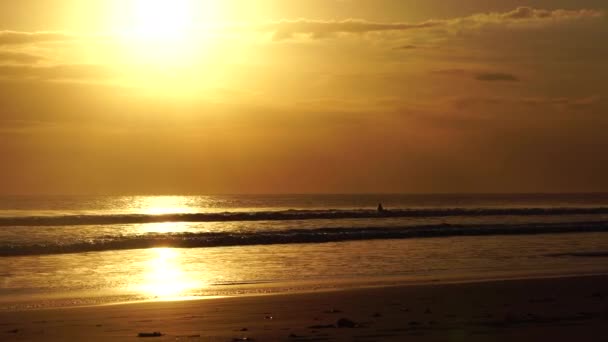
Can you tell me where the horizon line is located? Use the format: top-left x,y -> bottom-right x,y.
2,192 -> 608,197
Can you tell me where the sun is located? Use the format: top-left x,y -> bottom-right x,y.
107,0 -> 233,92
131,0 -> 193,41
114,0 -> 205,69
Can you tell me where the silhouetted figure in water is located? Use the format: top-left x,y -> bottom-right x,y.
377,203 -> 385,213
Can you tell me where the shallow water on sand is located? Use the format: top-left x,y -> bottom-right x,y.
2,232 -> 608,310
1,194 -> 608,310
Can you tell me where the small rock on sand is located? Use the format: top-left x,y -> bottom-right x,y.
324,309 -> 342,314
336,318 -> 358,328
138,332 -> 163,338
308,324 -> 335,329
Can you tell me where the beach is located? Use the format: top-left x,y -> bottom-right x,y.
2,195 -> 608,341
2,0 -> 608,339
2,274 -> 607,341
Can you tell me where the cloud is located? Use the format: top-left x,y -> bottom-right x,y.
0,64 -> 116,81
0,80 -> 141,126
431,69 -> 469,76
260,7 -> 603,41
496,7 -> 602,21
0,51 -> 42,63
0,7 -> 602,47
432,69 -> 519,82
263,19 -> 441,40
394,45 -> 418,50
451,95 -> 602,110
475,72 -> 519,82
521,95 -> 602,108
452,7 -> 603,29
0,31 -> 76,46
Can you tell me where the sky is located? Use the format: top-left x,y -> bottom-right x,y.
0,0 -> 607,195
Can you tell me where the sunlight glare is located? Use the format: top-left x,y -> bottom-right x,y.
105,0 -> 242,95
137,196 -> 195,215
131,0 -> 193,41
138,248 -> 201,299
140,222 -> 187,234
116,0 -> 209,68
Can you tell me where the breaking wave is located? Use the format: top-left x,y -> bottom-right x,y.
1,207 -> 608,227
1,221 -> 607,257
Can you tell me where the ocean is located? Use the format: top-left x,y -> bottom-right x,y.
1,194 -> 608,310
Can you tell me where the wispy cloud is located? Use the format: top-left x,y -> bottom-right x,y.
475,72 -> 519,82
261,7 -> 603,40
432,69 -> 520,82
450,95 -> 602,110
485,7 -> 603,21
0,31 -> 76,45
1,7 -> 603,46
262,19 -> 441,40
0,51 -> 43,63
0,64 -> 116,81
393,45 -> 419,50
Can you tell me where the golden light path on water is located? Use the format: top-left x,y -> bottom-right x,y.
135,196 -> 200,215
134,196 -> 205,234
140,222 -> 184,234
135,248 -> 205,300
127,197 -> 213,299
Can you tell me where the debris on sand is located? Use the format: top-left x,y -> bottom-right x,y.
308,324 -> 335,329
336,318 -> 359,328
324,308 -> 342,314
138,332 -> 163,338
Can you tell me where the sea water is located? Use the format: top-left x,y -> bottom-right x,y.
1,194 -> 608,310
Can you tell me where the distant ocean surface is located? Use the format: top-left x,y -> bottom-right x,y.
1,194 -> 608,310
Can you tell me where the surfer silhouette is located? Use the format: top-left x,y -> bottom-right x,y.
377,203 -> 385,213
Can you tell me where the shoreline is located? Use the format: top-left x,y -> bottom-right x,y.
4,269 -> 608,313
2,274 -> 607,341
77,270 -> 608,308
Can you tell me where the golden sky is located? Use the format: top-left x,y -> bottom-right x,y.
1,0 -> 607,195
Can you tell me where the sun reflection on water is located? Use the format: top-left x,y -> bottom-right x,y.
140,222 -> 186,234
135,196 -> 198,215
137,248 -> 202,300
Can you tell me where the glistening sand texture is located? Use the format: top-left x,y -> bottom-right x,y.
1,275 -> 607,341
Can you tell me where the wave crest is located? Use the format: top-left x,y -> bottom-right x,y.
1,207 -> 608,227
2,221 -> 607,257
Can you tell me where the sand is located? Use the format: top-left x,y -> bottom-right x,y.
1,275 -> 607,341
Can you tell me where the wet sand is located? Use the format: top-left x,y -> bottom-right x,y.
1,275 -> 607,341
